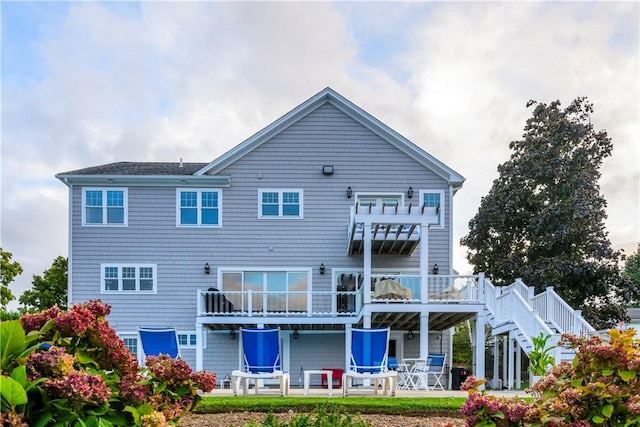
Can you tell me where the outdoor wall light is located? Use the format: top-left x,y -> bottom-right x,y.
322,165 -> 334,175
293,329 -> 299,339
204,263 -> 211,274
432,264 -> 439,275
320,263 -> 325,274
408,330 -> 413,340
407,186 -> 414,199
229,330 -> 236,340
347,187 -> 352,198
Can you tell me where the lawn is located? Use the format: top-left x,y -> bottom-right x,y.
195,396 -> 467,416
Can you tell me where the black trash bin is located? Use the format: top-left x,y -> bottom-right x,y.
451,367 -> 469,390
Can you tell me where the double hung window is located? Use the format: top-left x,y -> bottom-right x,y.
420,190 -> 445,228
177,189 -> 221,226
101,264 -> 156,293
259,190 -> 303,218
83,188 -> 127,226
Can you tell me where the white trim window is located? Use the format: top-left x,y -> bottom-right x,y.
259,189 -> 303,219
420,190 -> 445,228
122,335 -> 139,357
178,332 -> 204,348
356,194 -> 402,209
101,264 -> 157,293
176,189 -> 222,227
83,187 -> 128,226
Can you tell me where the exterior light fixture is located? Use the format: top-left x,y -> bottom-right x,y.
407,186 -> 414,199
322,165 -> 334,175
204,263 -> 211,274
432,264 -> 439,275
347,187 -> 352,198
229,330 -> 236,340
408,330 -> 413,340
293,329 -> 299,339
320,263 -> 325,275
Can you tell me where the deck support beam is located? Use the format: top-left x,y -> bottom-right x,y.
419,312 -> 429,359
196,322 -> 204,371
474,312 -> 486,389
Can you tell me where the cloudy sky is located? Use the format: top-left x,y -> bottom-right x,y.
2,1 -> 638,310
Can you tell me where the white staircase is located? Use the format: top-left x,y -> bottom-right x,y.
484,278 -> 595,369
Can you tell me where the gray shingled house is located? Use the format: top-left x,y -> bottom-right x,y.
57,88 -> 593,390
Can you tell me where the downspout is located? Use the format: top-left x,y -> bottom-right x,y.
448,184 -> 454,275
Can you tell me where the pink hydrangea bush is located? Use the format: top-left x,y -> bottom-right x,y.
0,300 -> 216,426
460,328 -> 640,426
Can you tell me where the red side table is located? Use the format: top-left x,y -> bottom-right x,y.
321,368 -> 343,388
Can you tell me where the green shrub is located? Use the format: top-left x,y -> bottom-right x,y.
461,328 -> 640,426
0,300 -> 216,426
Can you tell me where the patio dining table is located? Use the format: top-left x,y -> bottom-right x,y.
400,358 -> 427,390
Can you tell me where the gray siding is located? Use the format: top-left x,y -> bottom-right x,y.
68,102 -> 454,375
69,103 -> 451,330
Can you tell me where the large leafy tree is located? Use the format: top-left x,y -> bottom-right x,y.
19,256 -> 68,312
623,244 -> 640,297
461,98 -> 636,329
0,248 -> 23,307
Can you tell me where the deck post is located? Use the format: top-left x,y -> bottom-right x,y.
474,312 -> 486,389
195,322 -> 203,371
364,222 -> 372,304
493,339 -> 499,389
508,332 -> 514,390
515,341 -> 522,389
420,219 -> 429,303
419,312 -> 429,359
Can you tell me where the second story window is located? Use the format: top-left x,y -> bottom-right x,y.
102,264 -> 156,293
259,189 -> 303,219
177,189 -> 221,226
83,188 -> 128,226
421,190 -> 445,228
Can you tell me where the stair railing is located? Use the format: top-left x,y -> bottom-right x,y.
531,286 -> 595,335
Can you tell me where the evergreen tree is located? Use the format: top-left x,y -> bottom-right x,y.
461,98 -> 636,328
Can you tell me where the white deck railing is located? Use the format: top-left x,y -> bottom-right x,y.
197,274 -> 487,317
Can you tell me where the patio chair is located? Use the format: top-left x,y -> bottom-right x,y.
343,327 -> 397,396
413,353 -> 447,390
138,327 -> 181,361
231,328 -> 290,396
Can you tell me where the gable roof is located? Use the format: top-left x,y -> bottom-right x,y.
196,87 -> 465,190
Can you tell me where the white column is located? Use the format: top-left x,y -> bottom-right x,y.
364,222 -> 372,304
195,323 -> 204,371
420,220 -> 429,303
493,339 -> 499,389
420,312 -> 429,359
474,312 -> 486,388
345,325 -> 352,387
508,333 -> 514,390
515,341 -> 522,389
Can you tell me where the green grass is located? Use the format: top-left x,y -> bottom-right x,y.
196,396 -> 466,417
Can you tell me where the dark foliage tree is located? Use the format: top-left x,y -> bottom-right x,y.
19,255 -> 68,312
623,244 -> 640,300
461,98 -> 636,329
0,248 -> 23,307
